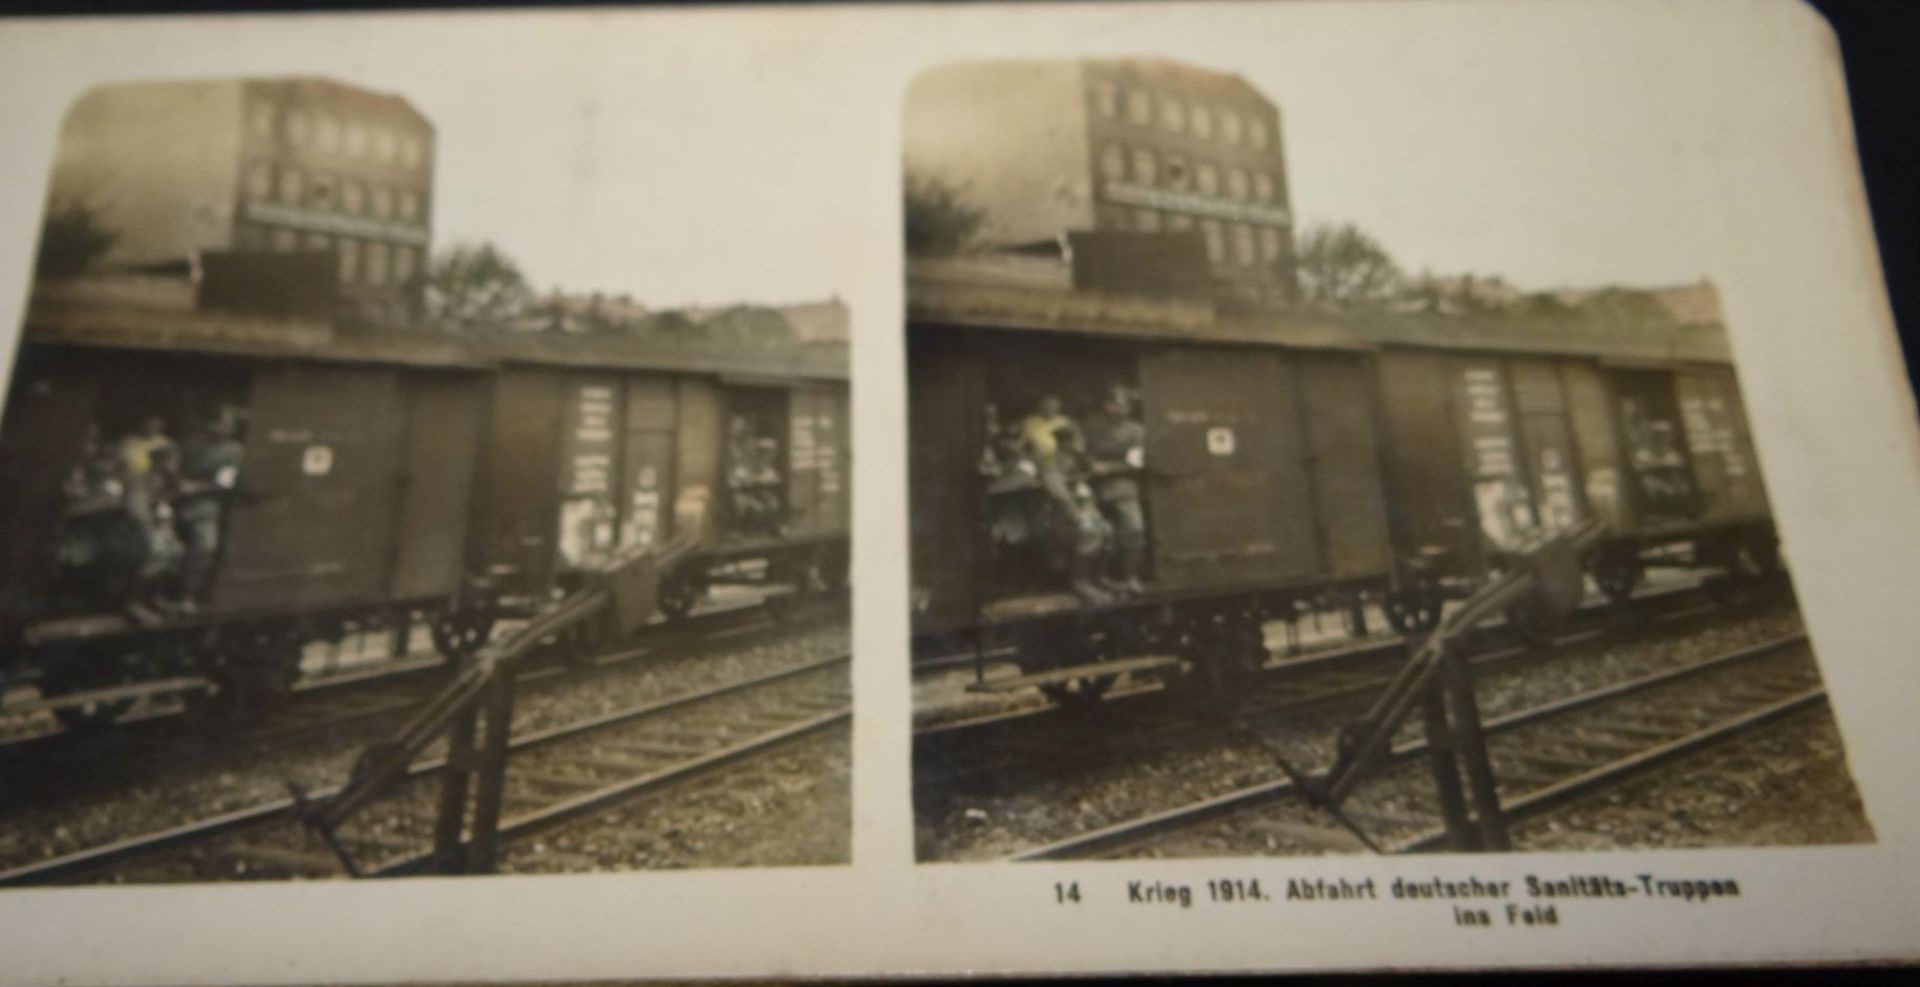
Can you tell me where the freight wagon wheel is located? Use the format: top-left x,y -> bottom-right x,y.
1039,674 -> 1117,707
41,652 -> 136,733
816,542 -> 851,591
431,608 -> 496,660
1593,555 -> 1641,606
184,636 -> 302,731
1383,589 -> 1442,636
657,571 -> 706,620
1184,621 -> 1269,699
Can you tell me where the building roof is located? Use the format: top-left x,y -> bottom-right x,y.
1083,58 -> 1275,109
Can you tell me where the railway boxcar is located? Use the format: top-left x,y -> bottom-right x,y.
466,331 -> 851,625
1364,317 -> 1776,626
909,259 -> 1396,698
0,277 -> 493,724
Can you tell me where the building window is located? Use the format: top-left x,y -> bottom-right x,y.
287,111 -> 309,147
366,241 -> 389,286
342,180 -> 366,216
400,136 -> 424,169
250,104 -> 275,140
303,232 -> 332,252
1093,81 -> 1119,118
398,189 -> 421,223
1160,95 -> 1186,132
374,129 -> 397,164
1100,143 -> 1128,183
1253,172 -> 1275,203
1126,88 -> 1153,126
393,245 -> 416,284
339,238 -> 360,282
306,176 -> 336,210
1200,219 -> 1225,264
317,115 -> 340,153
1164,154 -> 1191,191
247,162 -> 273,200
277,168 -> 304,205
1097,205 -> 1130,230
1248,118 -> 1270,150
370,186 -> 393,220
1259,226 -> 1284,262
1232,223 -> 1257,267
1130,147 -> 1158,185
271,227 -> 298,253
1190,103 -> 1213,139
1227,168 -> 1250,202
1136,209 -> 1162,232
1196,162 -> 1220,197
1167,213 -> 1194,232
1220,109 -> 1244,145
235,224 -> 265,251
345,122 -> 368,158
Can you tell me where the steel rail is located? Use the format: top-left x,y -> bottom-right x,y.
0,652 -> 850,886
370,709 -> 851,876
1004,632 -> 1810,861
914,602 -> 1712,794
1388,687 -> 1827,854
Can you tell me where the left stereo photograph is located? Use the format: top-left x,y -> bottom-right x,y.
0,76 -> 853,884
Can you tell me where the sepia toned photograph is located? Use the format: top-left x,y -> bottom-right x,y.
0,74 -> 852,884
905,57 -> 1872,862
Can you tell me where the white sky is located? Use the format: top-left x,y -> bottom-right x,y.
0,2 -> 1812,308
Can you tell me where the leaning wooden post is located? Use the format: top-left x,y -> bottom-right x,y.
465,668 -> 517,873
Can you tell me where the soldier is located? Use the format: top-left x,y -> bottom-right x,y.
1085,386 -> 1148,594
176,410 -> 246,604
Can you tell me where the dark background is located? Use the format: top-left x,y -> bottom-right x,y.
1807,0 -> 1920,401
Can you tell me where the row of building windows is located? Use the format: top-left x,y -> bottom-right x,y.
246,162 -> 425,224
243,225 -> 420,287
249,103 -> 427,169
1102,206 -> 1288,270
1099,143 -> 1279,203
1092,81 -> 1272,150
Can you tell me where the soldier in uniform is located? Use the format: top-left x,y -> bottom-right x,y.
1084,386 -> 1148,594
176,409 -> 245,605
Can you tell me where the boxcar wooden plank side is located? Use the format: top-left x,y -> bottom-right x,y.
1297,352 -> 1393,580
213,366 -> 406,612
1374,349 -> 1480,571
907,328 -> 987,632
389,372 -> 484,601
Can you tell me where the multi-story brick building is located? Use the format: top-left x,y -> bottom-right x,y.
905,58 -> 1295,305
45,76 -> 433,324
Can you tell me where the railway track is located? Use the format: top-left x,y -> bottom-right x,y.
1005,632 -> 1820,860
0,650 -> 850,885
913,580 -> 1747,793
0,588 -> 843,772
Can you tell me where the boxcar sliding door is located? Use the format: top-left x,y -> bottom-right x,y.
389,373 -> 484,601
1138,346 -> 1317,589
1507,359 -> 1586,533
621,376 -> 677,552
214,366 -> 406,612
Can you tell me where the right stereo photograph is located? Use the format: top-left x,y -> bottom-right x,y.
903,58 -> 1872,863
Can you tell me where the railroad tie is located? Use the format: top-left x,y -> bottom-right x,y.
571,752 -> 664,773
1509,749 -> 1602,772
1558,733 -> 1648,756
220,843 -> 342,877
1588,721 -> 1679,741
608,738 -> 712,759
1246,818 -> 1372,852
514,768 -> 607,793
1492,764 -> 1565,790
